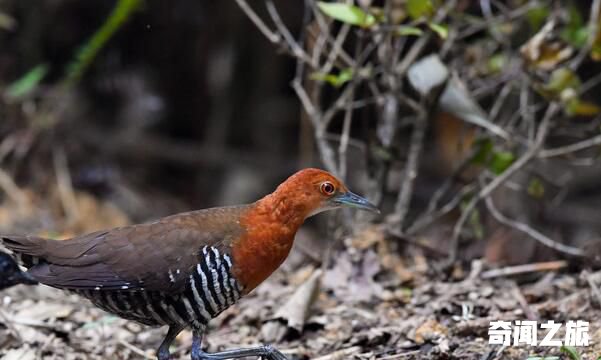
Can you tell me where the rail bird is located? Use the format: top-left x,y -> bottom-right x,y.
0,168 -> 378,360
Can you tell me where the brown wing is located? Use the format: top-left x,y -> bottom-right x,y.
1,206 -> 248,293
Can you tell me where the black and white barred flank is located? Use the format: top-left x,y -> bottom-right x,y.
77,246 -> 243,329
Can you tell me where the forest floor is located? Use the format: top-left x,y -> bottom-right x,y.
1,224 -> 600,360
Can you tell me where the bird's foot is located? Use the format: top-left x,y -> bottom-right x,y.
191,344 -> 288,360
191,329 -> 288,360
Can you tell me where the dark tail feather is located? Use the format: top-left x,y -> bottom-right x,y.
0,251 -> 38,290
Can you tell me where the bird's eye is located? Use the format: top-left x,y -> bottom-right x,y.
320,181 -> 336,196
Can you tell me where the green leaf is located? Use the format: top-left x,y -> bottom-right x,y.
489,151 -> 515,175
396,25 -> 423,36
560,3 -> 588,48
526,6 -> 549,31
565,98 -> 601,117
6,64 -> 49,99
560,346 -> 581,360
310,68 -> 353,87
471,138 -> 494,166
428,22 -> 448,39
487,54 -> 507,74
406,0 -> 433,20
66,0 -> 142,85
527,178 -> 545,199
317,2 -> 375,27
561,27 -> 588,48
544,67 -> 581,95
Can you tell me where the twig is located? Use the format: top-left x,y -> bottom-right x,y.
394,109 -> 427,229
265,0 -> 314,66
292,78 -> 338,173
0,167 -> 28,208
538,134 -> 601,158
510,281 -> 538,320
234,0 -> 281,44
53,148 -> 79,224
337,33 -> 363,180
569,0 -> 601,70
386,227 -> 449,257
449,103 -> 559,262
485,194 -> 585,257
118,339 -> 153,359
481,261 -> 568,279
320,24 -> 350,75
313,346 -> 363,360
407,145 -> 480,235
0,308 -> 22,342
376,350 -> 421,359
480,0 -> 506,44
583,270 -> 601,307
395,0 -> 457,77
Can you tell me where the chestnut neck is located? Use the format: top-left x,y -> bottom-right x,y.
231,186 -> 315,292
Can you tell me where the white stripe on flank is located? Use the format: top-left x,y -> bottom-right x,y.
106,293 -> 121,313
189,274 -> 213,320
141,292 -> 165,324
164,301 -> 187,326
211,247 -> 222,267
211,268 -> 226,308
223,253 -> 233,267
181,295 -> 202,328
210,247 -> 228,306
197,264 -> 219,315
219,263 -> 233,305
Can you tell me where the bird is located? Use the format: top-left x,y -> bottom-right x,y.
0,168 -> 378,360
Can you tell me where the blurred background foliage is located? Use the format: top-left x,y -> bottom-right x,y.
2,0 -> 601,270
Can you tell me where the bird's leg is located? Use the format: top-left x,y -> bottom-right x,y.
157,325 -> 184,360
190,330 -> 288,360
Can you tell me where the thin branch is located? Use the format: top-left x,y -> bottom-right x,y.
321,24 -> 351,75
53,148 -> 79,224
480,260 -> 568,279
395,0 -> 457,77
569,0 -> 601,71
234,0 -> 281,44
394,109 -> 428,228
485,194 -> 585,257
0,167 -> 28,208
449,102 -> 559,262
266,0 -> 315,66
539,134 -> 601,158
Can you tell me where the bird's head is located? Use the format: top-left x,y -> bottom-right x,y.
271,168 -> 379,219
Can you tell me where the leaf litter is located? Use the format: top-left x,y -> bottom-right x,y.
0,198 -> 599,359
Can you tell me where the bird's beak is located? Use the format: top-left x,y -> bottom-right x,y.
332,191 -> 380,213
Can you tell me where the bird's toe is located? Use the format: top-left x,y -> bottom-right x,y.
261,344 -> 288,360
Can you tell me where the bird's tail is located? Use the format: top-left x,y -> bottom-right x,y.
0,250 -> 38,290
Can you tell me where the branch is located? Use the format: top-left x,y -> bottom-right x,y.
448,102 -> 559,262
484,194 -> 585,257
538,134 -> 601,158
234,0 -> 281,44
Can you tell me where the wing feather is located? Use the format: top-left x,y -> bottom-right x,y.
1,206 -> 247,293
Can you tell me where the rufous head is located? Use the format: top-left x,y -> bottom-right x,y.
271,168 -> 379,218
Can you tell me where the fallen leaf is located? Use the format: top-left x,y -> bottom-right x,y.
414,319 -> 448,344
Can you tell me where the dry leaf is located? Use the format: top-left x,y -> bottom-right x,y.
413,319 -> 448,344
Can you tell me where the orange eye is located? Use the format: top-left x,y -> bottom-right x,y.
320,181 -> 336,195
